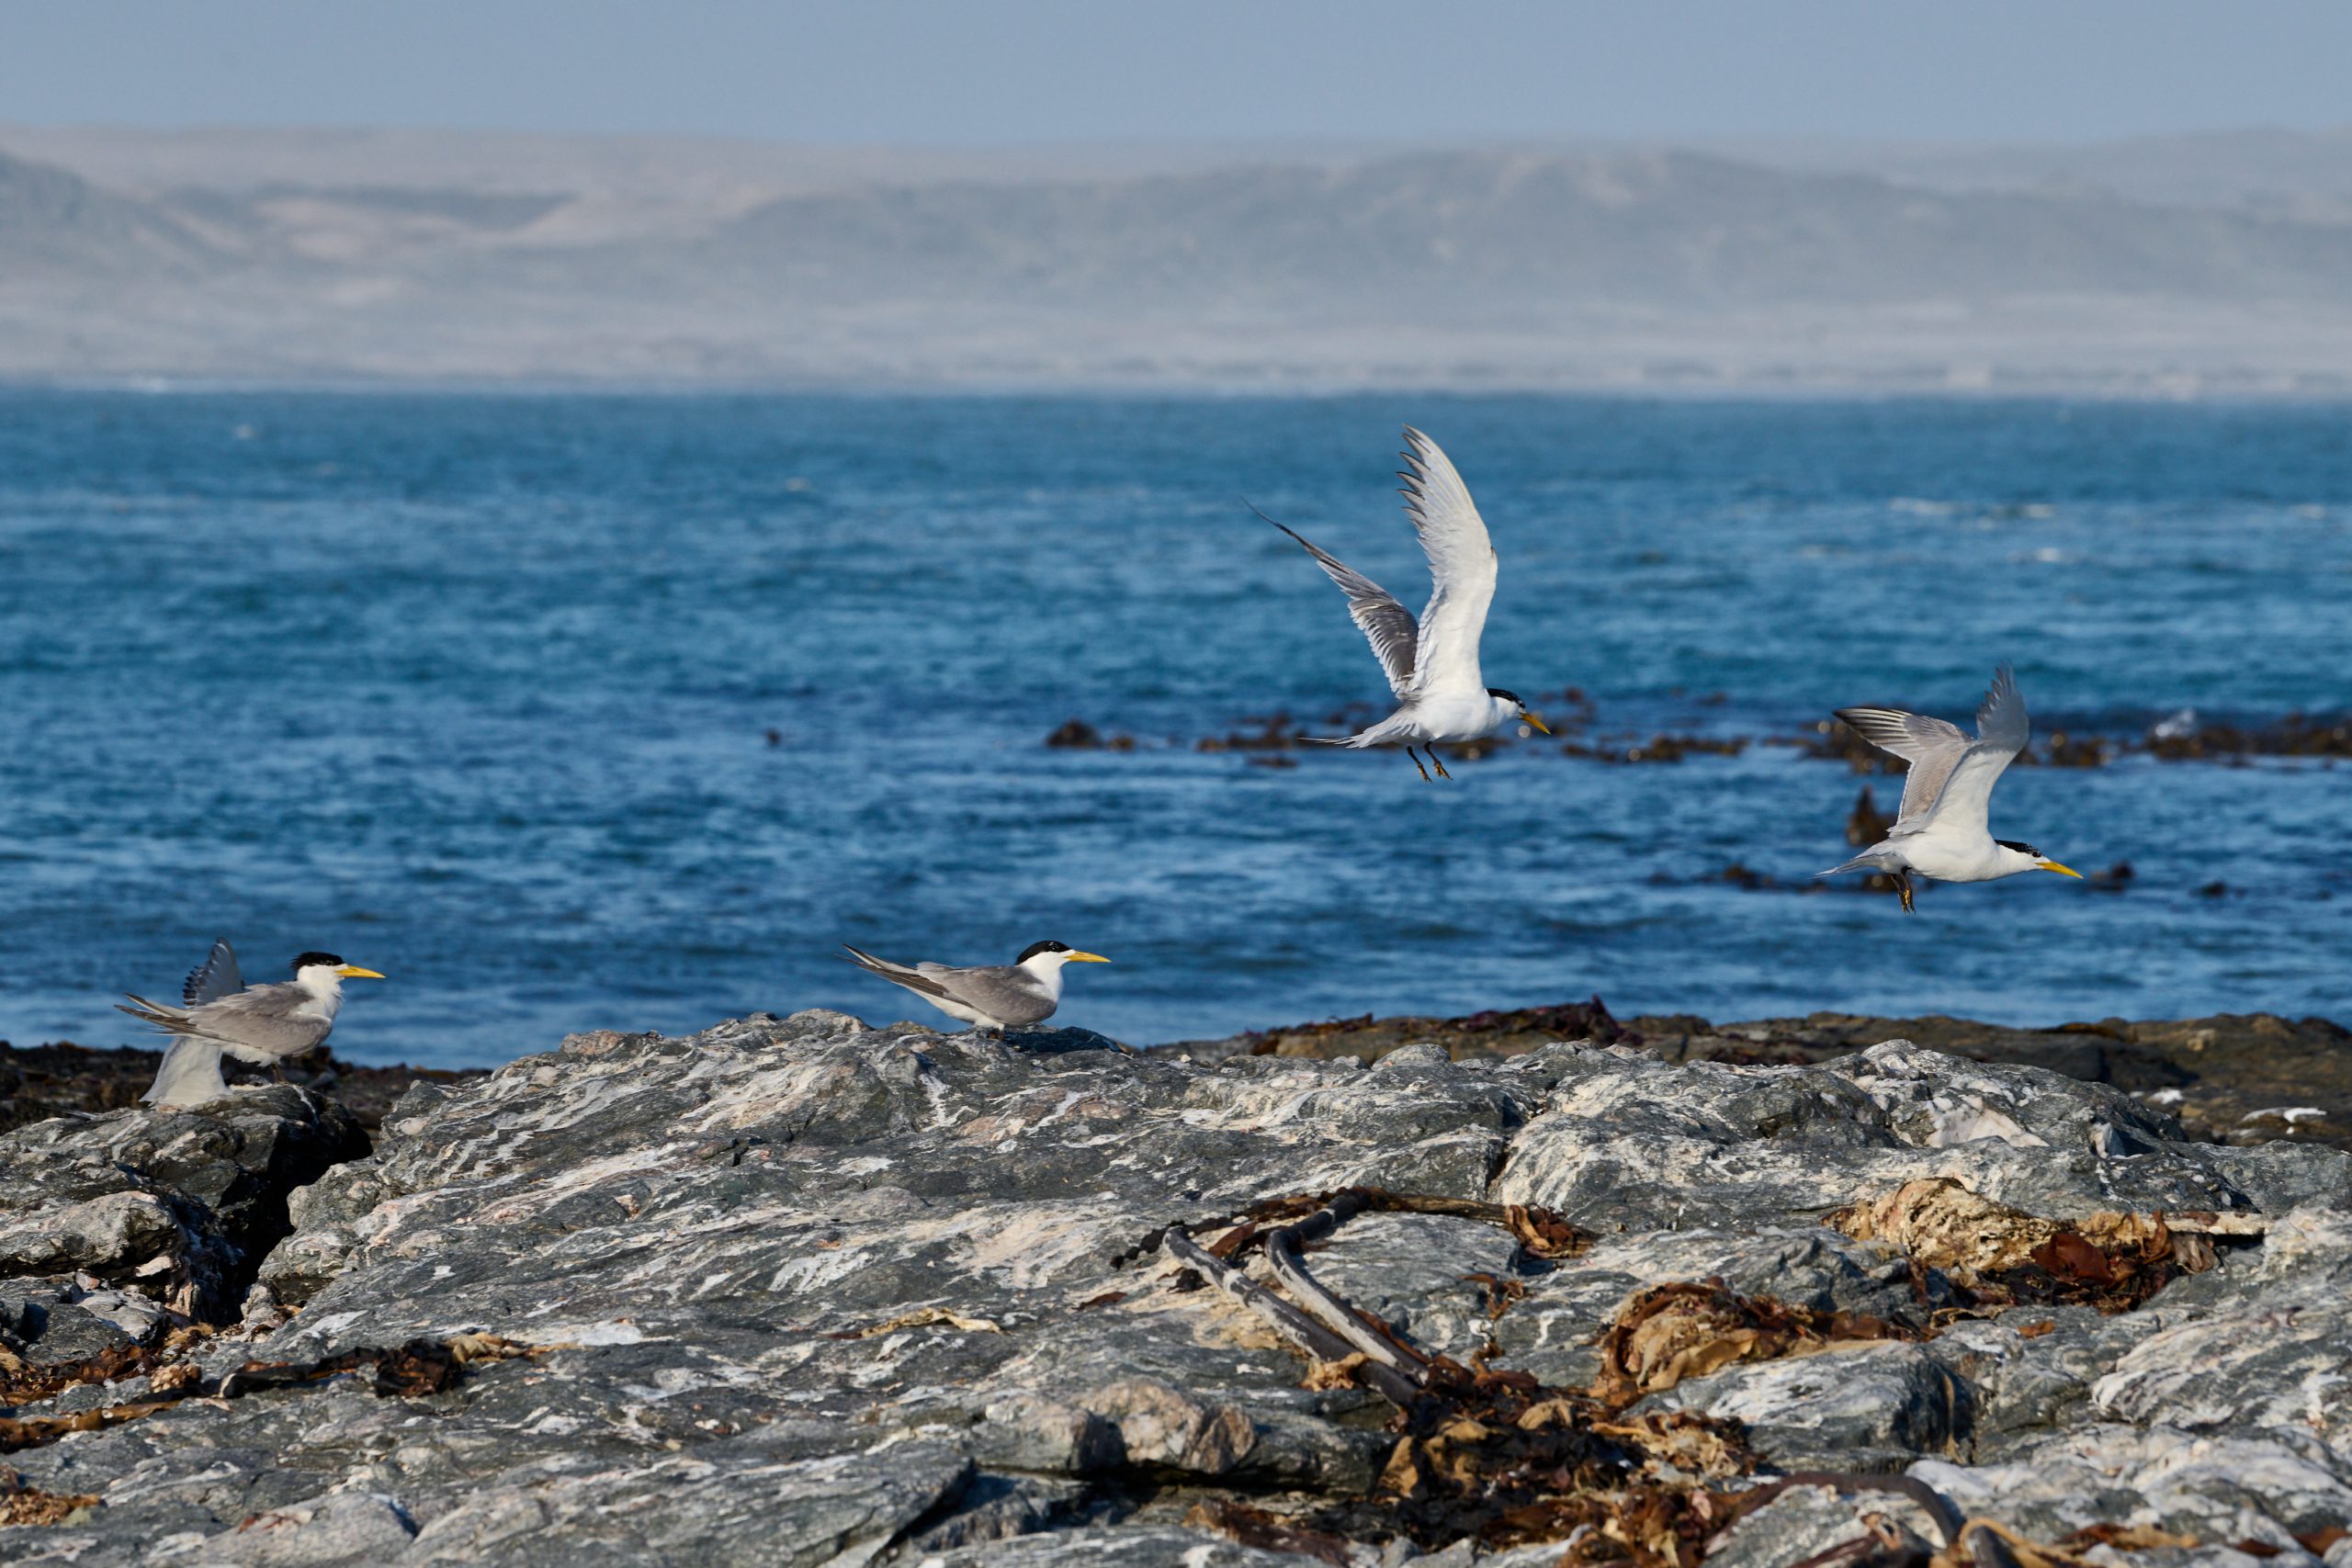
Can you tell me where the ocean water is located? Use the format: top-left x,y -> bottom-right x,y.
0,390 -> 2346,1070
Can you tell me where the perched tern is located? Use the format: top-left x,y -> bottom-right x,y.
842,940 -> 1107,1033
1261,425 -> 1548,780
1821,664 -> 2083,912
119,941 -> 385,1107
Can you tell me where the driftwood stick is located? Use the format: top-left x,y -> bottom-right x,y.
1162,1224 -> 1421,1405
1261,1195 -> 1431,1376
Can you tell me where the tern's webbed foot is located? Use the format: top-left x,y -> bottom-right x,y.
1896,871 -> 1916,914
1430,750 -> 1453,779
1407,746 -> 1431,783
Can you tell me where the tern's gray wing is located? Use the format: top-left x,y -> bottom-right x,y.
175,981 -> 333,1063
1916,664 -> 2030,839
183,939 -> 244,1008
919,964 -> 1058,1028
1258,507 -> 1418,697
1835,706 -> 1972,826
1397,426 -> 1498,700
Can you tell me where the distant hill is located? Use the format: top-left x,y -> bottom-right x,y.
3,128 -> 2350,389
684,149 -> 2352,311
0,148 -> 215,277
1724,126 -> 2352,223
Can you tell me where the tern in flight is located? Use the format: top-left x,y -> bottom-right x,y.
1260,425 -> 1548,780
119,941 -> 384,1107
842,940 -> 1107,1034
1821,664 -> 2083,912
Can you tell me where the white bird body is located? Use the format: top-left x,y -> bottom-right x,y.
1822,664 -> 2082,910
142,1040 -> 234,1107
1265,426 -> 1545,777
1347,688 -> 1523,748
1871,833 -> 2043,886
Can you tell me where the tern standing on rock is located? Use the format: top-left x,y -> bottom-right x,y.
119,941 -> 385,1107
1821,664 -> 2084,912
1261,425 -> 1549,781
841,940 -> 1107,1034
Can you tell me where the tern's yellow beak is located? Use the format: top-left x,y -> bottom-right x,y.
1067,952 -> 1110,964
2038,862 -> 2084,880
1521,714 -> 1553,736
336,965 -> 386,979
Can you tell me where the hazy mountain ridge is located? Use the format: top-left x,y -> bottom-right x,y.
5,128 -> 2351,389
683,149 -> 2352,310
0,148 -> 220,277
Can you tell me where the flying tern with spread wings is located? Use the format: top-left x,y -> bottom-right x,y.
1260,426 -> 1548,780
1821,664 -> 2083,912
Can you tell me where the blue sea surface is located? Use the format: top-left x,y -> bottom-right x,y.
0,391 -> 2346,1069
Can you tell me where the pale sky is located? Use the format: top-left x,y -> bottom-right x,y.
5,1 -> 2348,146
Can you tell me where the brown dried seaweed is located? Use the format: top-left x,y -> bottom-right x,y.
2,1334 -> 547,1455
1169,1191 -> 1756,1564
1182,1500 -> 1354,1566
0,1341 -> 166,1408
1592,1280 -> 1924,1407
0,1467 -> 100,1528
1828,1178 -> 2245,1314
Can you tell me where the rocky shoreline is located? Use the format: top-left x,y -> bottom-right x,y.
3,1010 -> 2348,1564
10,999 -> 2346,1150
1182,1002 -> 2352,1154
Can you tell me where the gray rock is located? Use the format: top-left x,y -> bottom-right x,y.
1701,1483 -> 1939,1568
2,1277 -> 154,1367
1647,1339 -> 1972,1471
1489,1223 -> 1934,1387
5,1013 -> 2350,1564
1489,1040 -> 2302,1229
0,1086 -> 368,1325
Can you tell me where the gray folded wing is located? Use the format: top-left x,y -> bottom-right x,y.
843,946 -> 1056,1026
172,981 -> 334,1062
922,964 -> 1057,1028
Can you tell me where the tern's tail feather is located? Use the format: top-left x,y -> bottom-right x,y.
142,1038 -> 230,1108
1819,852 -> 1885,878
117,994 -> 191,1032
841,944 -> 916,979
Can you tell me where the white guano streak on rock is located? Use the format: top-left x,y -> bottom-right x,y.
477,1142 -> 694,1222
1922,1101 -> 2050,1149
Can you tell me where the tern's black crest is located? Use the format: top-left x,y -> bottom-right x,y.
1486,687 -> 1522,705
1016,941 -> 1072,963
1994,840 -> 2040,858
292,951 -> 345,972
